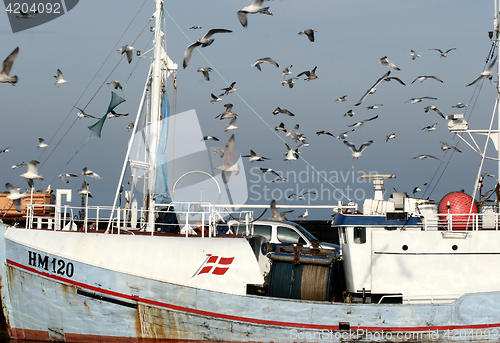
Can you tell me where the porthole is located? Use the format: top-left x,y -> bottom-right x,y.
402,245 -> 408,251
452,245 -> 458,251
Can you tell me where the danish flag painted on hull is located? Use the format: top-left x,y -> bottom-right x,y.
193,254 -> 235,277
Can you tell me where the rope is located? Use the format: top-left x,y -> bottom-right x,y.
163,9 -> 352,202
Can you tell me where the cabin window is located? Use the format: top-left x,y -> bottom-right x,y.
253,225 -> 272,241
353,227 -> 366,244
277,226 -> 305,245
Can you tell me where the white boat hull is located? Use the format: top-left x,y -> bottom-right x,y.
1,224 -> 500,342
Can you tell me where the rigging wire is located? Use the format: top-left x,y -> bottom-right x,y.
163,9 -> 353,203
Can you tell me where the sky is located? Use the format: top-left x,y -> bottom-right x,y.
0,0 -> 498,220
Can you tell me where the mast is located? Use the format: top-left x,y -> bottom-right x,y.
147,0 -> 165,231
496,0 -> 500,185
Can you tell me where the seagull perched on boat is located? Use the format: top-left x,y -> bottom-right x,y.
379,56 -> 400,71
215,134 -> 239,184
79,181 -> 92,198
225,117 -> 238,132
268,199 -> 293,221
411,76 -> 444,84
183,29 -> 232,68
5,183 -> 27,212
197,67 -> 212,81
288,191 -> 316,200
284,143 -> 299,162
273,107 -> 294,116
336,95 -> 348,103
422,123 -> 438,132
19,160 -> 44,188
406,96 -> 438,104
37,138 -> 48,149
242,150 -> 271,163
354,71 -> 390,106
58,173 -> 78,183
410,50 -> 421,60
347,115 -> 378,129
222,82 -> 237,96
386,133 -> 396,142
54,69 -> 68,87
106,80 -> 123,89
429,48 -> 456,58
216,103 -> 237,120
424,105 -> 445,119
202,135 -> 219,141
316,130 -> 334,137
275,122 -> 287,132
0,147 -> 11,153
440,141 -> 461,153
343,140 -> 373,159
298,29 -> 317,42
117,45 -> 136,64
297,66 -> 318,81
0,47 -> 19,85
281,77 -> 297,88
412,154 -> 441,161
82,167 -> 103,179
466,56 -> 497,87
75,107 -> 97,119
237,0 -> 271,28
282,65 -> 293,78
251,57 -> 279,71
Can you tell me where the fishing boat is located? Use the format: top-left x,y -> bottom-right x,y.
2,0 -> 500,342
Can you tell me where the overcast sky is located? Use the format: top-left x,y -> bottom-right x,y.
0,0 -> 498,219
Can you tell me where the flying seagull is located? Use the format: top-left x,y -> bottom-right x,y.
282,65 -> 293,78
297,66 -> 318,81
379,56 -> 400,71
126,123 -> 134,132
386,133 -> 396,142
424,106 -> 445,119
242,150 -> 271,163
268,199 -> 293,221
260,168 -> 280,178
452,103 -> 468,108
334,130 -> 354,140
284,143 -> 299,162
411,76 -> 444,84
54,69 -> 68,87
0,147 -> 12,153
238,0 -> 270,28
412,154 -> 441,161
251,57 -> 279,71
298,29 -> 317,42
347,115 -> 378,129
215,134 -> 239,184
0,47 -> 19,85
344,109 -> 355,117
197,67 -> 212,81
79,180 -> 92,198
82,167 -> 103,179
58,173 -> 78,183
225,117 -> 238,132
281,77 -> 297,88
343,140 -> 373,159
11,162 -> 26,169
406,96 -> 438,104
275,122 -> 287,132
273,107 -> 294,116
222,81 -> 237,95
117,45 -> 136,64
210,93 -> 223,104
183,29 -> 232,69
412,183 -> 427,196
466,56 -> 497,87
19,160 -> 44,188
5,183 -> 27,212
336,95 -> 348,103
367,104 -> 383,110
316,130 -> 334,136
430,48 -> 456,58
202,136 -> 219,141
422,123 -> 438,132
215,103 -> 237,120
108,110 -> 129,118
288,191 -> 316,200
76,107 -> 98,119
107,80 -> 123,89
440,141 -> 462,153
189,25 -> 202,30
298,209 -> 309,219
37,138 -> 48,149
410,50 -> 421,60
354,71 -> 390,106
16,10 -> 38,20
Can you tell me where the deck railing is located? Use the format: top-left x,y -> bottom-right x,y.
421,211 -> 500,231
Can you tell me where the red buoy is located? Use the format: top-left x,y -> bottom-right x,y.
438,192 -> 478,230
